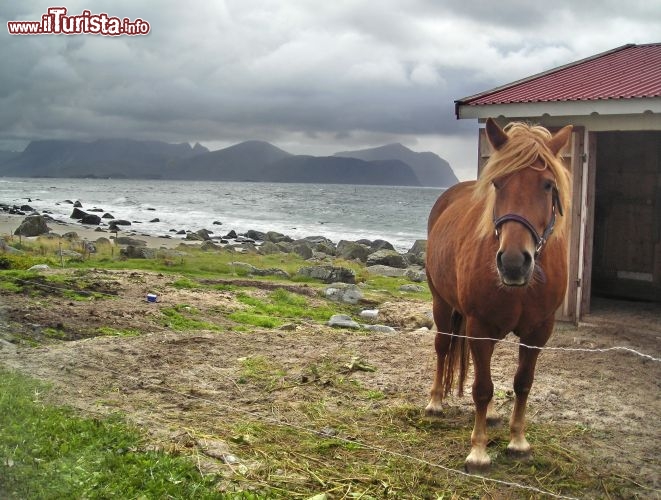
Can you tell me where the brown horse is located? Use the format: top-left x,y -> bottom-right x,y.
425,118 -> 573,473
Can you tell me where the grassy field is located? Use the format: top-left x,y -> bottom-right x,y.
0,235 -> 651,498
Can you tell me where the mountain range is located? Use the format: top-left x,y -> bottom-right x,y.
0,138 -> 458,187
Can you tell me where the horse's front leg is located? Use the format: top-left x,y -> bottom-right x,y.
508,321 -> 553,458
465,319 -> 497,473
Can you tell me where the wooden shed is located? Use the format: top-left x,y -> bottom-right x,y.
455,43 -> 661,323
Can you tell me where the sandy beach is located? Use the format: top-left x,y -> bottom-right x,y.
0,213 -> 196,250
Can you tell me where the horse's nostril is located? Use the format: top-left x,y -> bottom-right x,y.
522,251 -> 532,269
496,251 -> 504,268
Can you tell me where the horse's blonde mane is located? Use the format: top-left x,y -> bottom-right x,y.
473,122 -> 572,241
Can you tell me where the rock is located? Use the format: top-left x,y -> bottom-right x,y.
28,264 -> 50,272
95,237 -> 112,246
359,309 -> 379,319
0,239 -> 21,254
70,207 -> 87,220
370,239 -> 395,252
192,229 -> 212,241
258,241 -> 281,255
120,245 -> 157,259
80,213 -> 101,225
366,265 -> 407,277
336,240 -> 369,262
314,242 -> 337,256
299,235 -> 334,246
379,301 -> 434,329
328,314 -> 360,329
200,240 -> 221,251
58,249 -> 83,259
149,218 -> 160,223
88,207 -> 104,212
213,221 -> 223,225
292,241 -> 313,260
364,324 -> 397,333
62,231 -> 79,241
406,239 -> 427,266
231,261 -> 289,278
244,229 -> 266,241
63,199 -> 74,204
298,265 -> 356,284
276,242 -> 293,253
111,219 -> 132,226
102,213 -> 114,219
20,204 -> 34,212
325,284 -> 363,304
73,200 -> 83,208
14,215 -> 50,237
367,249 -> 406,268
405,268 -> 426,283
176,230 -> 186,235
408,239 -> 427,255
235,235 -> 255,243
115,236 -> 147,246
185,232 -> 204,241
399,284 -> 424,293
224,230 -> 238,239
266,231 -> 293,244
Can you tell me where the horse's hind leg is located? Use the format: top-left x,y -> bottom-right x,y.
424,294 -> 454,416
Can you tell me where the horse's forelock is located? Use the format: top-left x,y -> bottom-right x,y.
473,122 -> 572,241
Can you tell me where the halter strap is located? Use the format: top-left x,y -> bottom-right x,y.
494,205 -> 556,256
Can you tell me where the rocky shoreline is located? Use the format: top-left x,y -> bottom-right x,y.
1,199 -> 428,284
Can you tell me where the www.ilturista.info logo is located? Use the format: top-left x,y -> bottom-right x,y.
7,7 -> 150,36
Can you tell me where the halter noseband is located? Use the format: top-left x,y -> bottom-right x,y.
493,188 -> 562,257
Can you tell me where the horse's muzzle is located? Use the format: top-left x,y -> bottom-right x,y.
496,250 -> 533,286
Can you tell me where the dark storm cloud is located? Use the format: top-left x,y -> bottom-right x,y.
1,1 -> 659,177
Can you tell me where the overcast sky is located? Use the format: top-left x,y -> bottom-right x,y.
2,1 -> 659,179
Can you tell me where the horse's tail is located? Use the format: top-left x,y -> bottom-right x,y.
442,310 -> 470,398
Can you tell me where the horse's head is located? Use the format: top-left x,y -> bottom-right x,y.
484,118 -> 572,287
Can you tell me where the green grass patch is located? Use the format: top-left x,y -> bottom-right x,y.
0,369 -> 228,499
96,327 -> 142,337
229,289 -> 339,329
161,304 -> 221,331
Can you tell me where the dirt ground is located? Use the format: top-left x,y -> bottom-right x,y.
0,269 -> 659,497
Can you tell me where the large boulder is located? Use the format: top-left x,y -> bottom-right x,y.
266,231 -> 293,244
70,207 -> 87,219
120,245 -> 157,259
291,241 -> 314,260
298,265 -> 356,284
14,215 -> 50,237
336,240 -> 369,262
369,239 -> 395,252
366,249 -> 406,268
115,236 -> 147,246
244,229 -> 266,241
80,213 -> 101,225
406,239 -> 427,267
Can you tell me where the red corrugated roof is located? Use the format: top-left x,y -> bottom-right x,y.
457,43 -> 661,108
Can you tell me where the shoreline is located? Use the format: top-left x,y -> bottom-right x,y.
0,213 -> 195,250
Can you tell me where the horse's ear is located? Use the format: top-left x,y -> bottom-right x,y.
485,118 -> 508,150
547,125 -> 573,156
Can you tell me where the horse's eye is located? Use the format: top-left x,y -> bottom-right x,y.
492,180 -> 501,190
543,180 -> 554,192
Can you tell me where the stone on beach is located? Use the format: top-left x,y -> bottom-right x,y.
14,215 -> 50,237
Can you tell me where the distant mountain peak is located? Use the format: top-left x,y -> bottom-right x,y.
333,143 -> 458,187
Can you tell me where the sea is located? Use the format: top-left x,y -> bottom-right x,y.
0,178 -> 448,252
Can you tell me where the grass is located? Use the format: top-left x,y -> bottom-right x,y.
0,369 -> 237,499
161,304 -> 222,331
229,289 -> 342,329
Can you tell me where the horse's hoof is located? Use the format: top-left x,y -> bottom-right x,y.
506,445 -> 532,460
464,457 -> 491,475
486,415 -> 502,428
424,403 -> 444,418
465,449 -> 491,474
